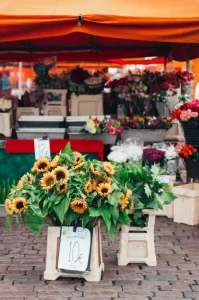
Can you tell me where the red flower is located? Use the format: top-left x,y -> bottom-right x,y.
93,118 -> 100,124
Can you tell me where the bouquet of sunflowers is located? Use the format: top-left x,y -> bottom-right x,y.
5,143 -> 175,240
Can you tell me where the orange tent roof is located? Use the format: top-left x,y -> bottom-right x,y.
0,0 -> 199,61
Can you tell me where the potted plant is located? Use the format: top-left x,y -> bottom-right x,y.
121,116 -> 172,143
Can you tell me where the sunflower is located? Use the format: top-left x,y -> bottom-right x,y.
11,197 -> 28,214
40,172 -> 56,190
73,152 -> 83,165
57,181 -> 68,194
52,166 -> 70,182
50,155 -> 60,168
5,199 -> 13,215
90,163 -> 102,176
125,189 -> 132,199
103,162 -> 115,175
96,183 -> 112,197
71,162 -> 86,171
84,178 -> 93,194
119,195 -> 129,210
92,177 -> 112,190
70,199 -> 88,214
129,201 -> 134,211
33,158 -> 50,173
16,178 -> 24,189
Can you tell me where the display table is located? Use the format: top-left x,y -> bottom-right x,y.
1,139 -> 104,182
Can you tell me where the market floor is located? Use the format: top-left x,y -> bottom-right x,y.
0,217 -> 199,300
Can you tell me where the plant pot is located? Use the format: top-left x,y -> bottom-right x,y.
182,123 -> 199,147
68,132 -> 117,145
156,102 -> 169,117
117,209 -> 157,266
185,159 -> 199,179
44,224 -> 104,281
121,129 -> 167,144
173,183 -> 199,226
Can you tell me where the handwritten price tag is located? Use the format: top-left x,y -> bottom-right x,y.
58,227 -> 92,273
34,139 -> 51,160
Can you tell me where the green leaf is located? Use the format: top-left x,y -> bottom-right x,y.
89,207 -> 102,217
118,210 -> 130,226
109,222 -> 118,242
160,191 -> 176,205
108,190 -> 123,206
101,207 -> 111,230
151,164 -> 160,178
30,203 -> 43,218
111,182 -> 119,190
66,210 -> 78,225
23,209 -> 43,236
62,142 -> 73,155
146,201 -> 159,210
144,183 -> 152,197
43,199 -> 51,217
111,206 -> 119,224
53,196 -> 70,223
82,211 -> 91,228
154,193 -> 164,210
6,215 -> 12,231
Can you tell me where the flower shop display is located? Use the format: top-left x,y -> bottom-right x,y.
121,116 -> 172,143
175,142 -> 199,179
173,183 -> 199,226
171,100 -> 199,147
5,142 -> 176,280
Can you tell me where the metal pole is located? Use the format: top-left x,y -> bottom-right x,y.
163,56 -> 167,72
186,44 -> 190,71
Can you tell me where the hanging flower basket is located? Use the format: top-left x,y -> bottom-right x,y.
121,129 -> 167,144
185,159 -> 199,179
182,123 -> 199,147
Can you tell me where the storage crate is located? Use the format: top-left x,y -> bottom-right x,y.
16,107 -> 40,120
43,105 -> 66,117
71,94 -> 103,116
173,183 -> 199,225
43,89 -> 67,106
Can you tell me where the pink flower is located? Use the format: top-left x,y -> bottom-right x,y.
191,112 -> 198,118
109,127 -> 116,135
175,142 -> 185,154
116,127 -> 123,133
106,121 -> 113,127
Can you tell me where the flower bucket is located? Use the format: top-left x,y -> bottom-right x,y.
185,159 -> 199,179
68,132 -> 117,145
44,224 -> 104,281
121,129 -> 167,144
182,123 -> 199,147
117,209 -> 157,267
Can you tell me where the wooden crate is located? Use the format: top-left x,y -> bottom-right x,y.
16,107 -> 40,120
43,89 -> 67,106
173,183 -> 199,225
117,210 -> 157,266
71,94 -> 103,116
165,120 -> 185,142
43,105 -> 66,117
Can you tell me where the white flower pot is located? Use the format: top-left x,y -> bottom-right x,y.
173,183 -> 199,226
117,209 -> 157,267
121,129 -> 167,144
44,224 -> 104,281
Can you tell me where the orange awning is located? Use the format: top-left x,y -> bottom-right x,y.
0,0 -> 199,61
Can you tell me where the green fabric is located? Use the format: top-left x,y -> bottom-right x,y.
0,149 -> 99,203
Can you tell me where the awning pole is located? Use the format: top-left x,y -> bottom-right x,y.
163,56 -> 167,72
186,44 -> 190,71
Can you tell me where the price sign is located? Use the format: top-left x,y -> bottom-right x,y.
158,175 -> 170,184
58,226 -> 92,273
34,139 -> 51,160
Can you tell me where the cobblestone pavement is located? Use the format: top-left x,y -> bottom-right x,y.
0,217 -> 199,300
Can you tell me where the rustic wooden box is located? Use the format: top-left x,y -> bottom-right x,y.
71,94 -> 103,116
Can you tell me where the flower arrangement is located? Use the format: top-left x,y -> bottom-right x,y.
5,143 -> 176,239
175,142 -> 198,160
171,100 -> 199,123
0,98 -> 12,111
121,116 -> 172,130
84,117 -> 122,135
142,148 -> 165,167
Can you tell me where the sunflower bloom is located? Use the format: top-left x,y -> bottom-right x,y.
72,162 -> 86,171
57,182 -> 68,194
5,199 -> 13,215
96,183 -> 112,197
125,189 -> 132,199
129,201 -> 134,211
103,162 -> 115,175
33,158 -> 50,173
11,197 -> 28,214
74,152 -> 83,165
70,199 -> 87,214
16,178 -> 24,189
40,172 -> 56,190
84,179 -> 93,194
90,163 -> 102,176
52,166 -> 70,182
119,195 -> 129,210
92,177 -> 111,190
50,155 -> 60,168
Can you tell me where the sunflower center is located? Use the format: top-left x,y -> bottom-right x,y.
101,188 -> 108,194
59,184 -> 65,190
78,204 -> 83,207
39,163 -> 47,169
56,171 -> 65,180
46,178 -> 54,186
16,202 -> 24,209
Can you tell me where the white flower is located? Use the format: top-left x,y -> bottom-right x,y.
108,151 -> 127,163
